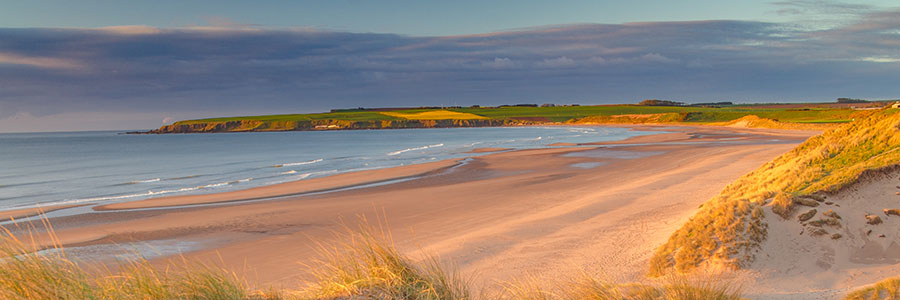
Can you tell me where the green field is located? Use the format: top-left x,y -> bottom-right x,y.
175,103 -> 866,125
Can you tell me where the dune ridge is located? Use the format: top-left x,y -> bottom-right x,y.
650,108 -> 900,277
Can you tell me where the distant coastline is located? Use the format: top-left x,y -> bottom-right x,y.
131,118 -> 538,134
132,101 -> 891,134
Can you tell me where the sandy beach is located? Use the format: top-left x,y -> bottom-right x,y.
8,125 -> 818,292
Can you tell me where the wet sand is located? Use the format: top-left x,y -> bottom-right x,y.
96,159 -> 462,211
0,204 -> 83,220
465,147 -> 512,153
8,125 -> 817,290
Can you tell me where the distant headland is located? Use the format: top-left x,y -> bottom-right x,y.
132,99 -> 897,134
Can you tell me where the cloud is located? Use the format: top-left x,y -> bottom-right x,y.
638,53 -> 679,64
1,6 -> 900,131
97,25 -> 162,35
537,56 -> 576,68
588,56 -> 607,64
772,0 -> 874,16
0,52 -> 84,69
482,57 -> 518,69
859,56 -> 900,63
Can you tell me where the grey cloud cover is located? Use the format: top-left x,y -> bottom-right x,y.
1,5 -> 899,131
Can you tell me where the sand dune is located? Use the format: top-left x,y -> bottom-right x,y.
743,169 -> 900,299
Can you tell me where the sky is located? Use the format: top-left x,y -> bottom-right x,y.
1,0 -> 899,132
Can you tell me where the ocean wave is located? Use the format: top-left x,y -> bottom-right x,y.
128,178 -> 161,184
314,169 -> 338,176
387,144 -> 444,156
0,179 -> 65,189
292,173 -> 312,180
280,170 -> 297,175
273,158 -> 323,167
265,172 -> 313,185
499,136 -> 542,144
568,128 -> 596,133
60,179 -> 250,205
226,178 -> 253,185
166,174 -> 203,180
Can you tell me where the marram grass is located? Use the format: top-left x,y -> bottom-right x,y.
301,219 -> 473,300
845,276 -> 900,300
650,108 -> 900,275
0,220 -> 258,300
496,272 -> 743,300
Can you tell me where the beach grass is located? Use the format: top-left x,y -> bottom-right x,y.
649,108 -> 900,275
497,272 -> 743,300
301,218 -> 472,300
845,276 -> 900,300
0,220 -> 258,300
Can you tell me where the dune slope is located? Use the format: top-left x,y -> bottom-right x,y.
650,108 -> 900,276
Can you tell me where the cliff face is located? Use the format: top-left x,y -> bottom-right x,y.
144,119 -> 536,133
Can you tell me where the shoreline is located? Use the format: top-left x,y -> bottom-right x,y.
0,123 -> 818,218
2,124 -> 658,216
6,125 -> 819,291
2,125 -> 646,217
94,159 -> 464,211
0,204 -> 84,220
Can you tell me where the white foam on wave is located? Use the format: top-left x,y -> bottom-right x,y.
228,178 -> 252,184
273,158 -> 323,168
265,172 -> 314,185
56,178 -> 252,205
387,144 -> 444,156
567,127 -> 596,133
280,170 -> 297,175
127,178 -> 160,184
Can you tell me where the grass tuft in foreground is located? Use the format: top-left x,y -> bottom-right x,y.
498,272 -> 743,300
845,276 -> 900,300
302,219 -> 472,300
0,220 -> 258,300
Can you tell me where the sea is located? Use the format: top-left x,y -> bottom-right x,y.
0,126 -> 655,212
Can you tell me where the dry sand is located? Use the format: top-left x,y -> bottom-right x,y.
10,125 -> 835,295
741,169 -> 900,299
